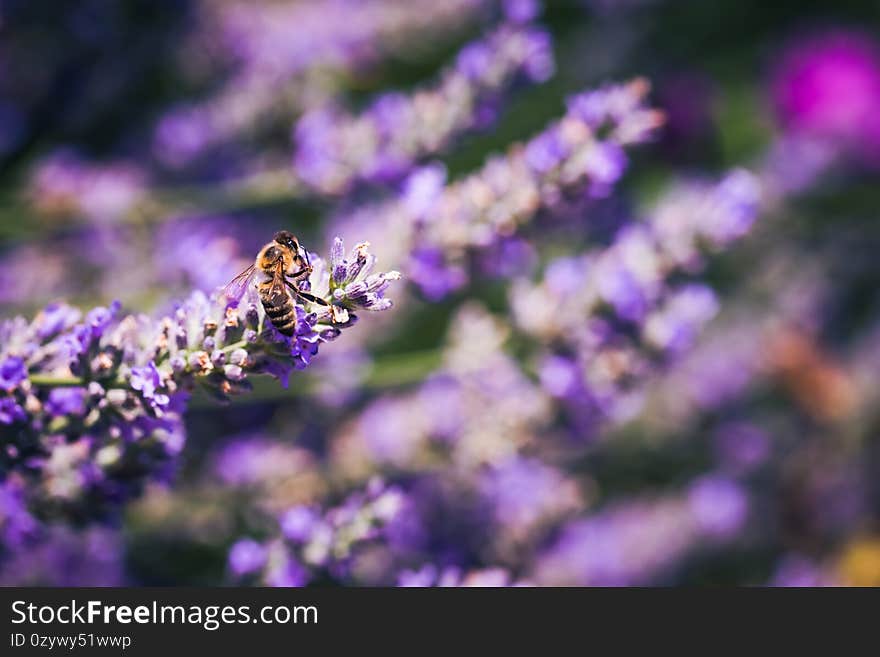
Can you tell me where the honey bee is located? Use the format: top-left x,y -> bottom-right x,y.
224,230 -> 330,335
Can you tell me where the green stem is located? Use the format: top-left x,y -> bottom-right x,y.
29,348 -> 444,403
187,348 -> 444,409
27,374 -> 87,387
221,340 -> 248,354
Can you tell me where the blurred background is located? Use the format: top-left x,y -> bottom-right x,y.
2,0 -> 880,586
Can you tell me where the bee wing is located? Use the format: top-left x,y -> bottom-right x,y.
221,264 -> 257,307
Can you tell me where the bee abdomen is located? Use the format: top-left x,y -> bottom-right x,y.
264,303 -> 292,319
260,293 -> 296,336
266,318 -> 296,336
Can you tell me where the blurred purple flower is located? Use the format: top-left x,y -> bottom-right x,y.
771,30 -> 880,163
0,356 -> 26,391
0,479 -> 38,551
769,555 -> 837,587
0,527 -> 125,586
534,497 -> 697,586
294,23 -> 555,194
408,248 -> 468,300
158,0 -> 494,167
264,553 -> 310,587
26,149 -> 147,223
45,387 -> 87,417
152,107 -> 212,168
280,507 -> 320,543
479,457 -> 582,543
643,284 -> 719,355
398,564 -> 522,587
400,78 -> 662,297
687,476 -> 748,539
535,477 -> 745,585
503,0 -> 540,23
228,539 -> 267,576
229,479 -> 410,586
0,398 -> 26,425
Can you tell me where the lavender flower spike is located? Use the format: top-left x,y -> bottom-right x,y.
294,22 -> 555,194
153,0 -> 491,167
329,238 -> 402,315
0,238 -> 398,529
510,169 -> 761,436
228,478 -> 409,586
404,78 -> 663,297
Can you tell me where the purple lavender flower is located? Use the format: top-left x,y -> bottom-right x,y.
0,398 -> 26,425
399,78 -> 662,297
212,435 -> 318,492
0,527 -> 125,586
34,304 -> 82,341
280,507 -> 320,543
154,0 -> 492,167
769,556 -> 838,587
228,479 -> 410,586
152,107 -> 212,168
26,149 -> 147,223
327,238 -> 402,316
331,304 -> 551,475
264,552 -> 310,587
44,387 -> 87,417
0,479 -> 38,551
524,127 -> 570,173
502,0 -> 540,23
479,457 -> 582,544
642,284 -> 720,355
401,163 -> 448,219
0,238 -> 398,535
130,362 -> 171,412
533,477 -> 746,586
228,539 -> 268,576
324,78 -> 661,299
407,248 -> 468,300
294,23 -> 555,194
477,236 -> 537,280
397,564 -> 442,587
687,476 -> 748,539
397,564 -> 524,587
509,170 -> 761,437
0,356 -> 26,391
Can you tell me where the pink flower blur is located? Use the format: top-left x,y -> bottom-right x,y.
771,30 -> 880,163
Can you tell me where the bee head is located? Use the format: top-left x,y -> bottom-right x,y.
273,230 -> 299,252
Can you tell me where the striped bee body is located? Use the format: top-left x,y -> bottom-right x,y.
259,282 -> 297,336
223,230 -> 335,337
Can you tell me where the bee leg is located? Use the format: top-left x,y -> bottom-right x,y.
297,291 -> 330,307
285,280 -> 329,307
286,265 -> 312,282
285,262 -> 314,295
